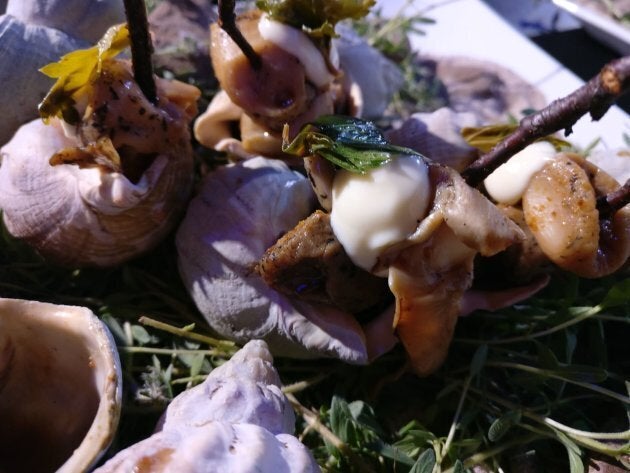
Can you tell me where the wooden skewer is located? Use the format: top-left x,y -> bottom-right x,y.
462,56 -> 630,187
123,0 -> 157,104
597,178 -> 630,217
218,0 -> 262,70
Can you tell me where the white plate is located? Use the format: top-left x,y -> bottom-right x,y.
375,0 -> 629,151
552,0 -> 630,55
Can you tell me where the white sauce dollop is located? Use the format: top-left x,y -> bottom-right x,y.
330,155 -> 431,273
258,14 -> 335,89
483,141 -> 557,205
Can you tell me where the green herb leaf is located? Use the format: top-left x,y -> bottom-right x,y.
409,448 -> 436,473
488,410 -> 521,442
452,459 -> 465,473
38,24 -> 130,123
602,278 -> 630,307
256,0 -> 375,37
283,115 -> 422,173
461,124 -> 571,153
555,430 -> 585,473
470,344 -> 488,377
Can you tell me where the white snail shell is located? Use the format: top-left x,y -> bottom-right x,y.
176,157 -> 370,363
0,14 -> 88,145
94,340 -> 320,473
0,117 -> 193,267
0,297 -> 122,473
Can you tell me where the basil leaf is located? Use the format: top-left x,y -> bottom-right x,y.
283,115 -> 424,173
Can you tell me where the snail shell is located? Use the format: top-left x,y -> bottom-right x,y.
6,0 -> 125,43
0,63 -> 200,267
0,118 -> 192,267
0,297 -> 122,473
176,157 -> 370,363
94,340 -> 320,473
0,14 -> 88,145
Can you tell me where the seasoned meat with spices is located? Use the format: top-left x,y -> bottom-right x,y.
257,210 -> 390,315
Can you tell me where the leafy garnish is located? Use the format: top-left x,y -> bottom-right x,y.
256,0 -> 375,37
38,24 -> 130,124
283,115 -> 422,173
462,124 -> 572,153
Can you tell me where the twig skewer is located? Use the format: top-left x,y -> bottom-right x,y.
462,56 -> 630,187
123,0 -> 157,104
218,0 -> 262,69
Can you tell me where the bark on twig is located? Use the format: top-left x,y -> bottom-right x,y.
463,56 -> 630,187
123,0 -> 157,104
597,178 -> 630,217
218,0 -> 262,69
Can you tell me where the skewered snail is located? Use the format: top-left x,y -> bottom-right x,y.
0,26 -> 200,267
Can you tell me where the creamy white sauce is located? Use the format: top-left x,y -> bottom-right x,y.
258,14 -> 334,88
483,141 -> 557,205
330,155 -> 431,273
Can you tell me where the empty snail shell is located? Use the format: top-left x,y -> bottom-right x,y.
94,340 -> 320,473
0,297 -> 122,473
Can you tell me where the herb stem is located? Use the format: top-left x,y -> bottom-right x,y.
138,316 -> 237,350
463,383 -> 630,442
286,393 -> 378,473
282,373 -> 329,395
485,361 -> 630,404
118,346 -> 224,356
455,305 -> 603,345
442,433 -> 540,473
437,373 -> 472,466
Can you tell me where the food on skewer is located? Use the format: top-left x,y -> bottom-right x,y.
0,0 -> 126,144
193,0 -> 403,159
0,24 -> 200,267
177,116 -> 538,375
481,143 -> 630,280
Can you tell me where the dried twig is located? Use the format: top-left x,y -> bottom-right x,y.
123,0 -> 157,103
218,0 -> 262,69
463,56 -> 630,188
597,178 -> 630,217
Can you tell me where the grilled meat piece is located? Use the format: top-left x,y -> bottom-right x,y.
257,210 -> 390,315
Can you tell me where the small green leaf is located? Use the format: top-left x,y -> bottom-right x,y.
452,459 -> 465,473
555,365 -> 608,383
188,353 -> 205,379
555,430 -> 584,473
536,342 -> 560,370
409,448 -> 436,473
488,410 -> 521,442
603,279 -> 630,307
131,325 -> 152,345
470,344 -> 488,377
283,116 -> 422,173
